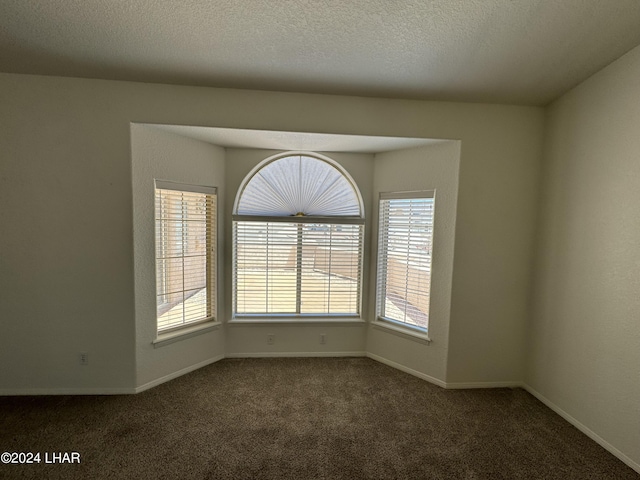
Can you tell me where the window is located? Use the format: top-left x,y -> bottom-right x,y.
233,153 -> 364,317
155,181 -> 217,333
376,191 -> 434,332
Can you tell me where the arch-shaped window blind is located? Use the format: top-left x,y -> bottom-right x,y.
233,153 -> 364,317
235,154 -> 362,217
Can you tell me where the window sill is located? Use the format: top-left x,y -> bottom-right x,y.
228,317 -> 366,326
153,319 -> 222,348
371,318 -> 431,344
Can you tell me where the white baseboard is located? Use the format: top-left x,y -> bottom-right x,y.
523,384 -> 640,474
445,381 -> 523,389
366,352 -> 447,388
0,387 -> 137,395
1,353 -> 364,396
225,351 -> 367,358
134,354 -> 225,393
0,355 -> 226,396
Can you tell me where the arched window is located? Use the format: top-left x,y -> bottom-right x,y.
233,153 -> 364,317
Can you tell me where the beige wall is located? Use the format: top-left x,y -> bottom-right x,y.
0,72 -> 543,394
527,45 -> 640,470
368,142 -> 460,383
131,125 -> 226,388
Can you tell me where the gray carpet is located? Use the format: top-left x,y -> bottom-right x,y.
1,357 -> 637,479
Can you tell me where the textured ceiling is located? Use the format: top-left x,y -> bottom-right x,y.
2,0 -> 640,105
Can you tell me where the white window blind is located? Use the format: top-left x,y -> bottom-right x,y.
155,181 -> 216,333
236,154 -> 361,217
376,191 -> 434,331
234,218 -> 363,316
232,153 -> 365,318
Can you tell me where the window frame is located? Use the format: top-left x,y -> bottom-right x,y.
154,180 -> 217,335
232,214 -> 365,318
375,190 -> 435,339
231,152 -> 365,320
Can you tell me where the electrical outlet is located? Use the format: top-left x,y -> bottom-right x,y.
79,352 -> 89,366
320,334 -> 326,344
267,334 -> 275,345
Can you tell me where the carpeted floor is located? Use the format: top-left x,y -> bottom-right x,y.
0,357 -> 637,479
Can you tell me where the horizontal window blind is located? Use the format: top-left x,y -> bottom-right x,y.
155,183 -> 216,332
234,220 -> 363,316
377,192 -> 434,330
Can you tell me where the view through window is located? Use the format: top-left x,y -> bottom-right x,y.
376,191 -> 434,331
155,182 -> 217,332
233,154 -> 364,317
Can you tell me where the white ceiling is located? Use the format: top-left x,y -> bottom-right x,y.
151,125 -> 441,153
2,0 -> 640,106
